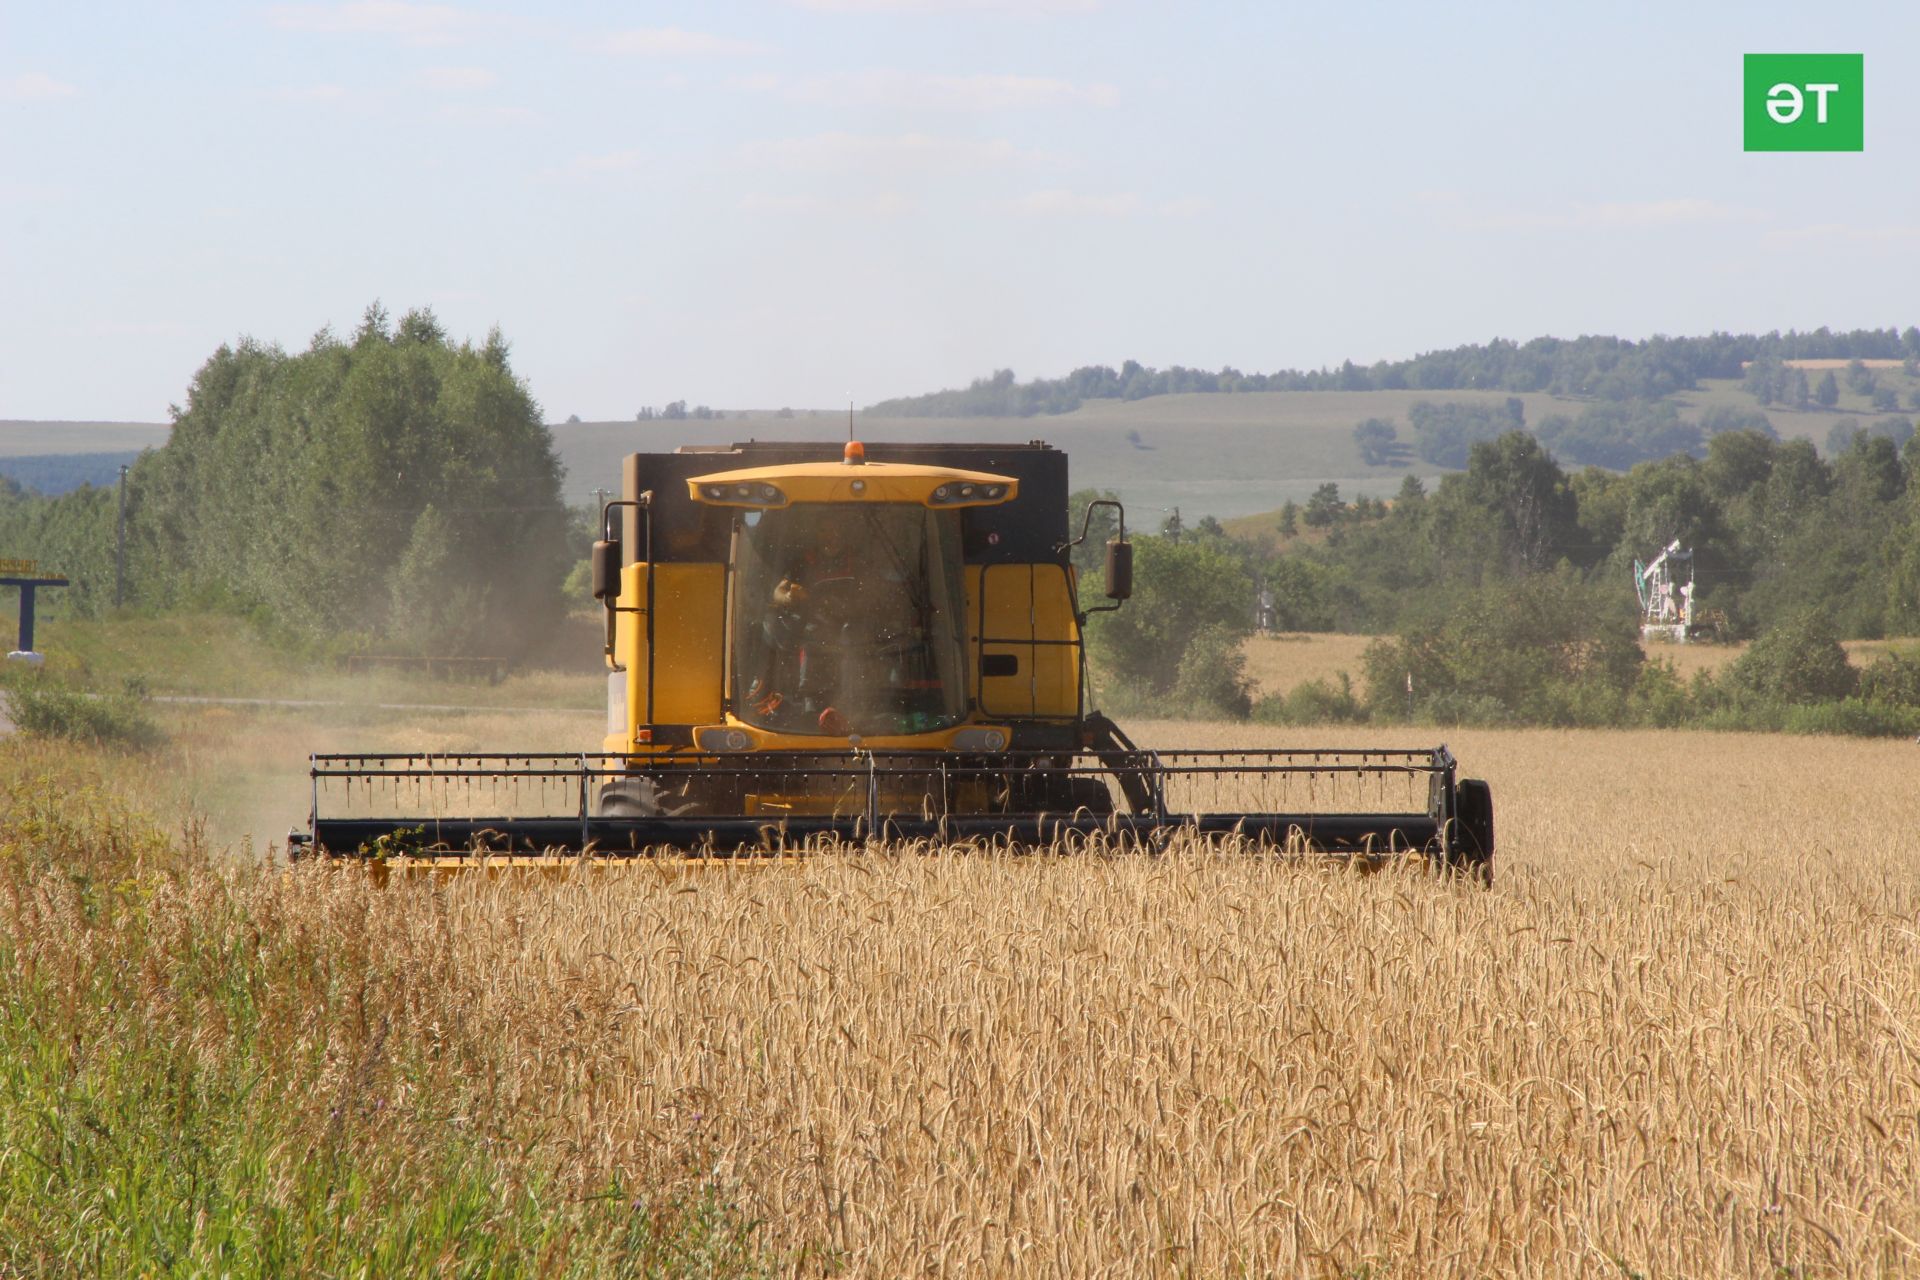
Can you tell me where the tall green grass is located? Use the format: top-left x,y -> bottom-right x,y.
0,744 -> 768,1277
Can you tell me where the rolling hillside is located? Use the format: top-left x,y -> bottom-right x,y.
12,364 -> 1915,520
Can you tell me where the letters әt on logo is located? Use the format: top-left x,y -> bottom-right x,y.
1744,54 -> 1863,152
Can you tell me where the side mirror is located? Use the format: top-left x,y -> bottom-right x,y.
591,539 -> 621,601
1104,539 -> 1132,601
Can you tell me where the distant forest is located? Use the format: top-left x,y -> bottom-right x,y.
866,328 -> 1920,417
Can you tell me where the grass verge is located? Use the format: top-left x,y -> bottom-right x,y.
0,741 -> 768,1277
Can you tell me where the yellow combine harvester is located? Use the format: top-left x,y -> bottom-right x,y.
291,439 -> 1494,877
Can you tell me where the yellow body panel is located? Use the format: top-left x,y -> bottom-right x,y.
974,562 -> 1081,720
612,561 -> 725,749
687,460 -> 1017,507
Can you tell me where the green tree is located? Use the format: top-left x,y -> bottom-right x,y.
1303,483 -> 1343,528
7,306 -> 570,656
1742,356 -> 1781,405
1170,623 -> 1254,718
1360,571 -> 1642,725
1276,501 -> 1299,536
1725,614 -> 1857,703
1453,431 -> 1579,573
1785,367 -> 1811,410
1064,488 -> 1122,577
1086,536 -> 1254,704
1816,371 -> 1840,407
1352,418 -> 1398,466
387,504 -> 487,655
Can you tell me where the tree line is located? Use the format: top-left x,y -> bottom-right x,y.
870,328 -> 1920,418
1074,422 -> 1920,731
0,305 -> 572,656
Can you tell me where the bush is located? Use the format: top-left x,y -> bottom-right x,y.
1858,647 -> 1920,707
1086,535 -> 1253,700
1630,660 -> 1693,728
1725,614 -> 1857,703
1253,672 -> 1368,725
1361,571 -> 1642,726
1416,690 -> 1515,727
562,557 -> 595,602
4,683 -> 161,750
1779,698 -> 1920,737
1169,624 -> 1253,719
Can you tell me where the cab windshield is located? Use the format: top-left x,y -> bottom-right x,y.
731,504 -> 970,736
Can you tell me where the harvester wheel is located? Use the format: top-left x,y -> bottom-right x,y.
1062,776 -> 1115,817
1449,778 -> 1495,884
1012,770 -> 1114,817
596,777 -> 671,818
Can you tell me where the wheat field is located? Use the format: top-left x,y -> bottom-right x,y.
263,723 -> 1920,1277
1239,634 -> 1920,700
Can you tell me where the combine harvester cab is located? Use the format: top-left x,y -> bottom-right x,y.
291,439 -> 1494,881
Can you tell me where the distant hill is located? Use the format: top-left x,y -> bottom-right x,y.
866,328 -> 1920,418
0,421 -> 170,457
0,451 -> 143,495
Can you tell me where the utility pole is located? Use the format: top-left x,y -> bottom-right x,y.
114,464 -> 129,609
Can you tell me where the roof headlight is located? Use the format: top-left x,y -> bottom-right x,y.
959,484 -> 976,499
756,483 -> 782,503
933,484 -> 953,502
705,485 -> 726,499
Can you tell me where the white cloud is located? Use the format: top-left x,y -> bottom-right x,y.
419,65 -> 497,91
1421,191 -> 1764,232
739,191 -> 918,217
735,70 -> 1116,110
0,72 -> 78,101
274,83 -> 352,103
600,27 -> 770,57
439,103 -> 534,125
1762,222 -> 1920,248
268,1 -> 483,45
1003,189 -> 1140,217
789,0 -> 1100,11
744,131 -> 1034,172
1157,196 -> 1212,217
564,149 -> 650,175
0,179 -> 68,205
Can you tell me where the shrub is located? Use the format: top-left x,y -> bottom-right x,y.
1362,571 -> 1642,725
1630,660 -> 1693,728
1169,624 -> 1253,719
1779,698 -> 1920,737
1725,614 -> 1857,704
1417,690 -> 1515,727
1253,672 -> 1368,725
1858,647 -> 1920,707
1087,536 -> 1253,701
562,557 -> 595,603
4,683 -> 161,750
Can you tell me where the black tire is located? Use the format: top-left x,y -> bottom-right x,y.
1062,775 -> 1115,817
1449,778 -> 1494,884
1012,770 -> 1114,817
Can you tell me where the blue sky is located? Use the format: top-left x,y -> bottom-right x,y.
3,1 -> 1916,421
